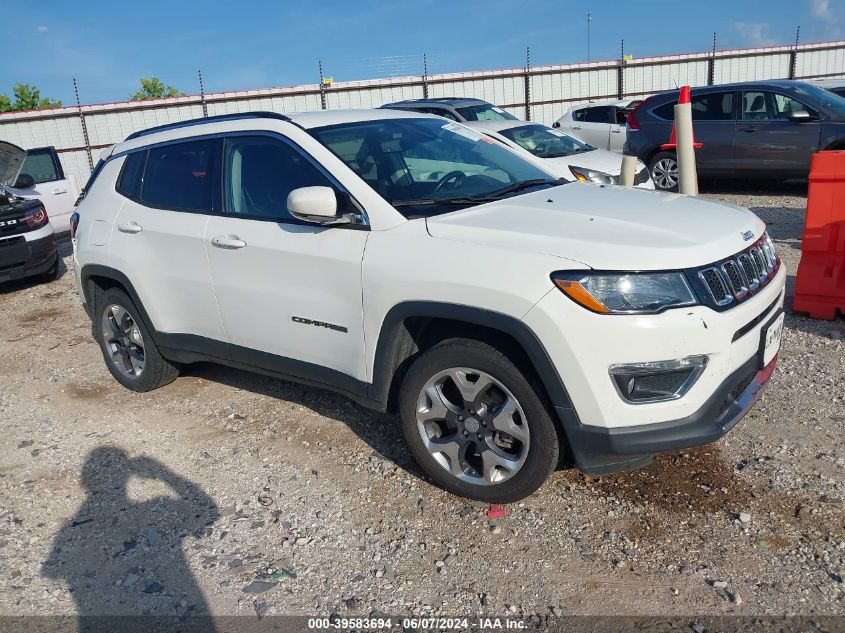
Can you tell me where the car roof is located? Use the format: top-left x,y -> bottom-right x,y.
810,78 -> 845,88
114,109 -> 438,154
382,97 -> 493,109
648,79 -> 823,101
569,98 -> 639,111
289,108 -> 435,128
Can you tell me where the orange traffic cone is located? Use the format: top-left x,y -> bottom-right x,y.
660,85 -> 703,150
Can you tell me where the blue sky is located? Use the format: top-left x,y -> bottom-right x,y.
2,0 -> 843,105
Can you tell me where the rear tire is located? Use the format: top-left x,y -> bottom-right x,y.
649,151 -> 679,192
399,338 -> 560,502
95,288 -> 178,392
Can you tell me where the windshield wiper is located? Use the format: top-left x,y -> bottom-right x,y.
391,196 -> 481,208
483,178 -> 556,199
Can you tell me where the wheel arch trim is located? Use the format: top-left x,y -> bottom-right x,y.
369,301 -> 574,412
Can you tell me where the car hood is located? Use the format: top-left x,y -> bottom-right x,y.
0,141 -> 26,187
545,148 -> 632,176
425,183 -> 766,270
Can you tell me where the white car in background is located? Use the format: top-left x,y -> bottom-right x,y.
4,146 -> 79,235
553,99 -> 644,152
465,119 -> 653,188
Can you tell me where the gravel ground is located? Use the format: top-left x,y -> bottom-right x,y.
0,186 -> 843,622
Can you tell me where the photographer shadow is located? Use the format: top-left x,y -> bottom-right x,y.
42,447 -> 219,632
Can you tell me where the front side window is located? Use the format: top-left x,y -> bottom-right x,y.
455,103 -> 517,122
223,136 -> 334,221
310,118 -> 557,218
772,93 -> 816,118
141,139 -> 216,212
20,149 -> 62,184
498,124 -> 594,158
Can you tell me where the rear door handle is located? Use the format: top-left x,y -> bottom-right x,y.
738,126 -> 758,133
211,234 -> 247,249
117,222 -> 143,234
611,128 -> 623,133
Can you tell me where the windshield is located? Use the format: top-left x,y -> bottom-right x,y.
498,124 -> 595,158
455,104 -> 518,122
794,83 -> 845,117
310,118 -> 558,218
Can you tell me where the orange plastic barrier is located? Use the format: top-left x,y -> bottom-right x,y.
793,151 -> 845,320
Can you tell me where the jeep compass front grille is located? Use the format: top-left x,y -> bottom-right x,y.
693,233 -> 780,310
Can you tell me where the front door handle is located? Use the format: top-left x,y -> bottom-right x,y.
571,125 -> 582,130
211,234 -> 247,250
738,126 -> 758,133
51,188 -> 68,194
117,222 -> 143,234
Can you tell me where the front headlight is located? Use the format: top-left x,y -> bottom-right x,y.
569,165 -> 618,185
552,271 -> 698,314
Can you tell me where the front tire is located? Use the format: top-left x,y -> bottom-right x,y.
649,151 -> 679,192
95,287 -> 178,392
399,338 -> 560,502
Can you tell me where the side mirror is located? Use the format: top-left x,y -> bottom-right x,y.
788,110 -> 813,122
13,173 -> 35,189
287,186 -> 338,223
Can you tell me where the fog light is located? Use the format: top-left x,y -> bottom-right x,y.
609,356 -> 707,404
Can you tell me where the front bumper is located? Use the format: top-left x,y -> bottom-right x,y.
522,265 -> 786,473
0,228 -> 57,284
556,354 -> 777,473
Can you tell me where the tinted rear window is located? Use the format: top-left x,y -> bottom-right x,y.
654,92 -> 736,121
141,140 -> 216,212
575,106 -> 613,123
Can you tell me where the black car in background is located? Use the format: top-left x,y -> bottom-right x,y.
624,80 -> 845,191
380,97 -> 518,123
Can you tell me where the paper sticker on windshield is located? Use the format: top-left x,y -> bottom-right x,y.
492,106 -> 506,114
549,129 -> 568,137
442,122 -> 483,141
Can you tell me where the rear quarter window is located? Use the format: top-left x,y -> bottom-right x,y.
116,151 -> 147,200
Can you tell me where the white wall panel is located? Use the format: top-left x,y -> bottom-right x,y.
2,41 -> 842,186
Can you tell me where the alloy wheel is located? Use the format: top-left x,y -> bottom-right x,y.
652,157 -> 679,190
101,304 -> 145,377
415,367 -> 530,486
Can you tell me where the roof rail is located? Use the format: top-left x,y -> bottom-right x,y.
125,111 -> 291,141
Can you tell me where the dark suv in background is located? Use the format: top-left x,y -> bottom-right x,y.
381,97 -> 518,122
625,80 -> 845,190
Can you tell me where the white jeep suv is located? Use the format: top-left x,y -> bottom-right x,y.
72,110 -> 785,502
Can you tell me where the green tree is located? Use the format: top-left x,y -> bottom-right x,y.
0,83 -> 62,112
130,77 -> 183,101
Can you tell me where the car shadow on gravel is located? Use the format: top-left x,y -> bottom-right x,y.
41,447 -> 219,631
182,363 -> 425,478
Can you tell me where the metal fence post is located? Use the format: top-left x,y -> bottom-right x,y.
708,32 -> 716,85
789,26 -> 800,79
198,69 -> 208,117
319,61 -> 327,110
617,39 -> 625,100
524,47 -> 531,121
73,78 -> 93,173
422,54 -> 429,99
